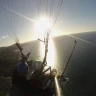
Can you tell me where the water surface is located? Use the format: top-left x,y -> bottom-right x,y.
24,32 -> 96,96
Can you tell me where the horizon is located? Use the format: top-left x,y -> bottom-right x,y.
1,31 -> 96,48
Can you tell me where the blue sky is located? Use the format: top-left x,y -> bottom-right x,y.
0,0 -> 96,47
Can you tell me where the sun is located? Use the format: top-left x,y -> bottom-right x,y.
35,17 -> 53,39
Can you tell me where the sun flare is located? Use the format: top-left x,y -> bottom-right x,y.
35,17 -> 55,68
40,37 -> 55,69
35,17 -> 53,39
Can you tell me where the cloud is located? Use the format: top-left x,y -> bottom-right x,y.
1,36 -> 9,39
2,36 -> 6,39
6,36 -> 9,37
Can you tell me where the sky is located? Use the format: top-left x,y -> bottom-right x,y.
0,0 -> 96,47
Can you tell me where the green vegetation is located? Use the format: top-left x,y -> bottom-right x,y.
0,45 -> 18,96
0,44 -> 32,96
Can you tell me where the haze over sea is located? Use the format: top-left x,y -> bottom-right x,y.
23,31 -> 96,96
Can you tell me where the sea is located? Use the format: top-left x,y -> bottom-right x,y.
23,31 -> 96,96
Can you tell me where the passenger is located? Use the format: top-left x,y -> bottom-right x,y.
17,56 -> 29,77
11,55 -> 29,85
11,55 -> 30,96
11,55 -> 44,95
